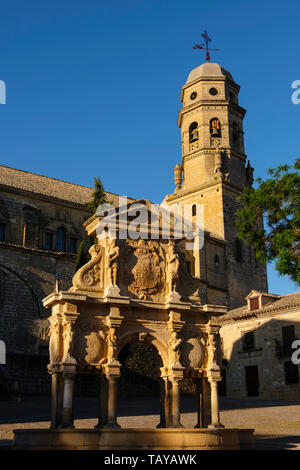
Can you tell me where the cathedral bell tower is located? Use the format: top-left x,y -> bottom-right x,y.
166,62 -> 268,309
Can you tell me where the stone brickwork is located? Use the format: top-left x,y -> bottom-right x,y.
0,166 -> 129,395
218,292 -> 300,401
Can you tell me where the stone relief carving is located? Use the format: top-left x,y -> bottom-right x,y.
126,239 -> 164,300
107,239 -> 119,287
105,239 -> 120,296
49,323 -> 59,363
138,332 -> 147,342
180,337 -> 205,370
72,321 -> 106,365
107,326 -> 118,364
62,321 -> 75,362
72,244 -> 104,292
169,330 -> 183,367
166,241 -> 180,301
166,242 -> 180,292
85,331 -> 106,364
207,333 -> 218,369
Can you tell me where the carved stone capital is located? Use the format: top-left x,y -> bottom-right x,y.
104,362 -> 121,380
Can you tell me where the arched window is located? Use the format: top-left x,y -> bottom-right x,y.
192,204 -> 196,217
189,122 -> 199,143
56,227 -> 66,252
210,118 -> 221,137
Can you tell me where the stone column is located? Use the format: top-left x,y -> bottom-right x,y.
61,373 -> 75,429
49,368 -> 63,429
170,378 -> 183,428
208,379 -> 223,429
157,377 -> 171,428
194,377 -> 205,428
104,377 -> 120,428
95,375 -> 108,428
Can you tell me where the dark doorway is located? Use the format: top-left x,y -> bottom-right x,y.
245,365 -> 259,396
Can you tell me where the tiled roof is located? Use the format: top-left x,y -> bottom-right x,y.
217,292 -> 300,324
0,164 -> 133,207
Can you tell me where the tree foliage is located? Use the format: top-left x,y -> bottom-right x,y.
74,241 -> 88,273
86,176 -> 108,213
124,343 -> 161,377
236,159 -> 300,285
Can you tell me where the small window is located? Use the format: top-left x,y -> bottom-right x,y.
0,223 -> 5,242
249,297 -> 259,311
56,227 -> 66,252
235,238 -> 243,262
192,204 -> 196,217
284,361 -> 299,384
242,331 -> 255,351
69,238 -> 77,254
44,233 -> 53,250
186,261 -> 191,274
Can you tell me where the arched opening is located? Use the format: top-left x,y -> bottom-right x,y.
118,340 -> 163,427
189,122 -> 199,143
210,118 -> 221,138
192,204 -> 197,217
118,341 -> 162,397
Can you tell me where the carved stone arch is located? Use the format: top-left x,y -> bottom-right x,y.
0,263 -> 41,317
117,330 -> 168,370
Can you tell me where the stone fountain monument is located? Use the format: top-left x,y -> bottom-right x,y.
13,199 -> 254,449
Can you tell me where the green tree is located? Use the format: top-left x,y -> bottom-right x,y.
86,177 -> 108,213
124,343 -> 161,377
236,158 -> 300,285
74,241 -> 88,273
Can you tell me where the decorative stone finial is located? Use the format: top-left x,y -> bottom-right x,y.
173,163 -> 182,192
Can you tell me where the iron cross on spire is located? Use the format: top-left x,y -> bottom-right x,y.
193,31 -> 220,62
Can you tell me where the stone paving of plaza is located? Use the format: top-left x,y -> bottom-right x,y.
1,395 -> 300,450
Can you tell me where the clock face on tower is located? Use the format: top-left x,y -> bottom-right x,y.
190,91 -> 197,100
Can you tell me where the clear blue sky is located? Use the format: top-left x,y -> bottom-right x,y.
0,0 -> 299,295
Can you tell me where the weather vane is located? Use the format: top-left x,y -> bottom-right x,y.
193,31 -> 220,63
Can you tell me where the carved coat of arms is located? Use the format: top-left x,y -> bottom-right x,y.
127,240 -> 164,299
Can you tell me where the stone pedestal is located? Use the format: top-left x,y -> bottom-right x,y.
13,428 -> 256,450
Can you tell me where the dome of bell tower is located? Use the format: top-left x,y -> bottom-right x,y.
186,62 -> 234,83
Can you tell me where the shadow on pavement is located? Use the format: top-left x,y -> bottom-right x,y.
219,397 -> 300,411
255,434 -> 300,450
